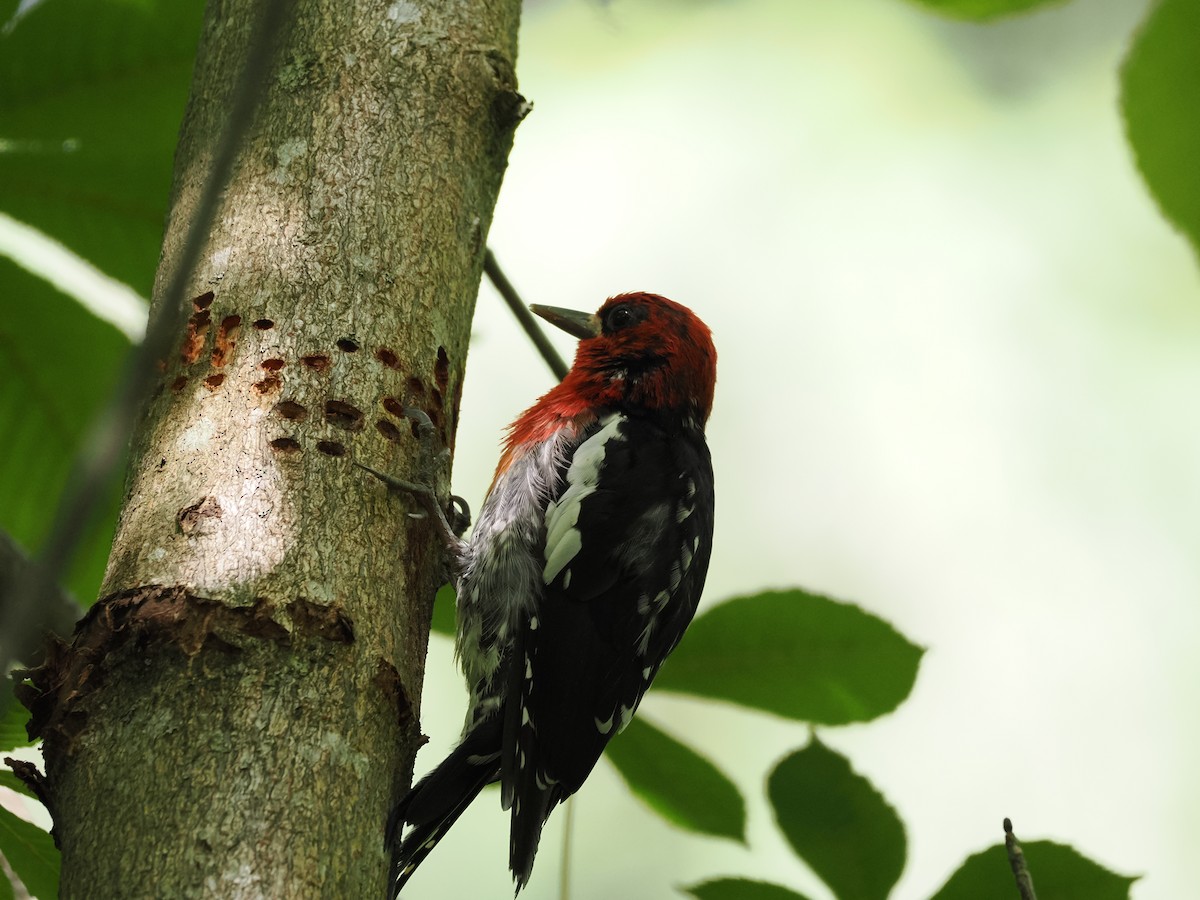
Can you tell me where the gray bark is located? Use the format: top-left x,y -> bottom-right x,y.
20,0 -> 522,895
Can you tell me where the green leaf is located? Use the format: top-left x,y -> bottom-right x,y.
654,589 -> 923,724
0,867 -> 14,900
0,262 -> 128,604
0,700 -> 32,752
0,770 -> 35,800
606,716 -> 745,843
903,0 -> 1066,21
0,805 -> 59,900
0,0 -> 206,294
430,583 -> 456,636
681,878 -> 815,900
930,839 -> 1138,899
1121,0 -> 1200,262
768,738 -> 905,900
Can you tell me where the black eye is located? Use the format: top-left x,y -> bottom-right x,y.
603,303 -> 645,333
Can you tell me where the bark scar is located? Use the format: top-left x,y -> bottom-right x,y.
178,496 -> 223,535
14,587 -> 356,751
287,598 -> 354,644
373,658 -> 414,730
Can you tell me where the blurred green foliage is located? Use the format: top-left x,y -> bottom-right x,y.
655,589 -> 923,725
0,262 -> 126,602
769,739 -> 906,900
0,0 -> 204,294
607,715 -> 747,843
905,0 -> 1066,21
0,0 -> 204,607
1122,0 -> 1200,262
683,878 -> 814,900
0,806 -> 57,900
931,838 -> 1140,899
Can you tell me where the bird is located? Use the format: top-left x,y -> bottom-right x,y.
385,292 -> 717,896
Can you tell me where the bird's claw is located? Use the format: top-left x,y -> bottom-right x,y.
402,405 -> 452,466
355,403 -> 470,552
448,494 -> 471,538
356,461 -> 467,552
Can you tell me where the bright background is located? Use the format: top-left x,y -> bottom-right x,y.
4,0 -> 1198,897
439,0 -> 1200,897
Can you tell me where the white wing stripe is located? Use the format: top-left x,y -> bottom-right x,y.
542,414 -> 625,585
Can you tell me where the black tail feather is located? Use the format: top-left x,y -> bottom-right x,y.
508,779 -> 564,892
501,614 -> 569,892
387,723 -> 501,898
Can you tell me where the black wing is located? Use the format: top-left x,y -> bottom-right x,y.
504,412 -> 714,884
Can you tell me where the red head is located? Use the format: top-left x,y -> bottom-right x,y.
497,292 -> 716,476
534,292 -> 717,425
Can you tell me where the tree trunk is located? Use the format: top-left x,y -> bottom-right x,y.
20,0 -> 522,895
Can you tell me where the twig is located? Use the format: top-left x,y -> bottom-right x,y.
0,529 -> 82,662
483,249 -> 569,381
559,795 -> 574,900
0,0 -> 294,689
1004,817 -> 1037,900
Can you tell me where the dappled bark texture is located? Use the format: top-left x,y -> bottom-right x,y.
21,0 -> 522,895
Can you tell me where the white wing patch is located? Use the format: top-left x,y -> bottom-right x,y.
542,521 -> 582,586
542,414 -> 625,585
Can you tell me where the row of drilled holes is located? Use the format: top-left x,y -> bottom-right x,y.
181,292 -> 449,459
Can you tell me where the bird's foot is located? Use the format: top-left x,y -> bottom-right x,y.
357,407 -> 470,555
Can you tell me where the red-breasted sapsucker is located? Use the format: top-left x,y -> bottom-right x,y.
388,292 -> 717,896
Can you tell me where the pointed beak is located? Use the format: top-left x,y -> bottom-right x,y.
530,304 -> 601,340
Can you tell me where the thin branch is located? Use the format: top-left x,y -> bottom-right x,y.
0,0 -> 294,686
1004,817 -> 1037,900
483,248 -> 569,381
0,529 -> 82,662
558,795 -> 575,900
